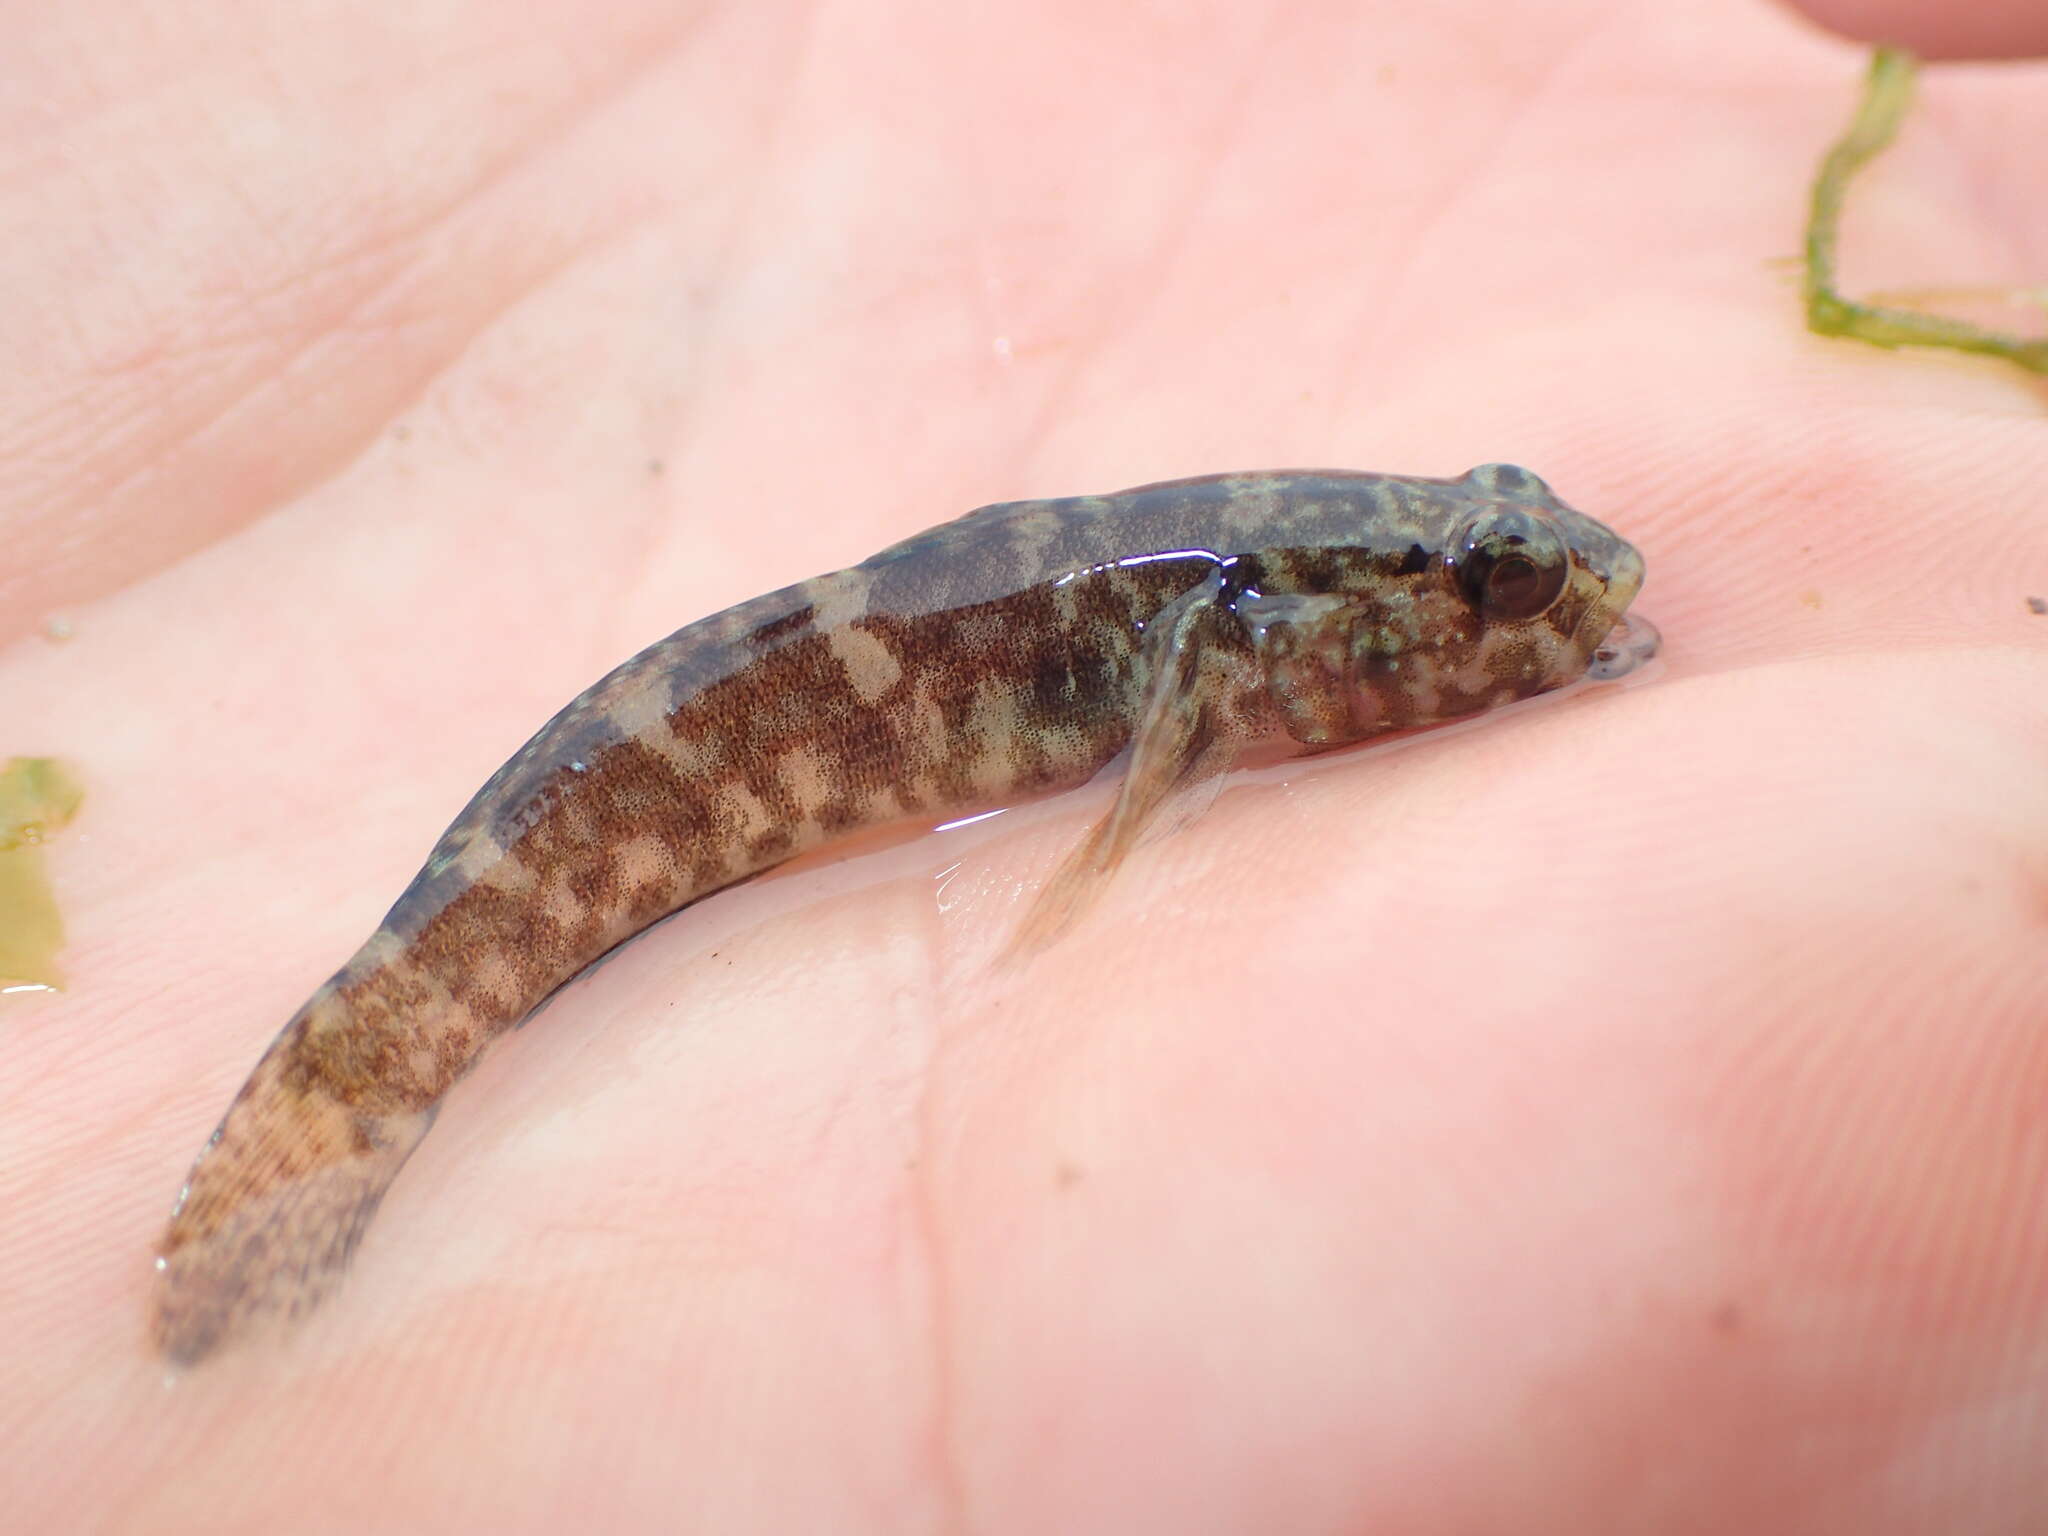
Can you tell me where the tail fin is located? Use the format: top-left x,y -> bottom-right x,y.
149,1074 -> 436,1367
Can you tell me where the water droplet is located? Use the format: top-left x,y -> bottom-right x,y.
932,860 -> 965,912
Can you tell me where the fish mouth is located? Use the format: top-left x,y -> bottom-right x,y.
1586,611 -> 1661,680
1559,513 -> 1649,681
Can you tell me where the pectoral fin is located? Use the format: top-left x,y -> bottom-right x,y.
1003,570 -> 1246,961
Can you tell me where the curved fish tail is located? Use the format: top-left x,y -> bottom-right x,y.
148,1042 -> 438,1366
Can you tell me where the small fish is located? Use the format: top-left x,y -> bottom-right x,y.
149,463 -> 1654,1364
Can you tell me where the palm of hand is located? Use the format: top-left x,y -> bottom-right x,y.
4,1 -> 2045,1530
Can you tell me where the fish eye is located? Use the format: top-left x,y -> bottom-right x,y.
1450,510 -> 1568,622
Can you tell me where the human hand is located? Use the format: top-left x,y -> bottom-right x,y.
4,0 -> 2044,1529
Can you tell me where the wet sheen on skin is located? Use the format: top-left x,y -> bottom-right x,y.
149,463 -> 1652,1365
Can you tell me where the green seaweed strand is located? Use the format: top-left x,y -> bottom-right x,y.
1804,47 -> 2048,375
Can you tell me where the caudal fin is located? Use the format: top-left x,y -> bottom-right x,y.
149,1079 -> 436,1367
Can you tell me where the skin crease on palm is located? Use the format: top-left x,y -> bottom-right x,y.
1,0 -> 2046,1528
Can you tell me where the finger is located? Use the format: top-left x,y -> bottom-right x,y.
1775,0 -> 2048,59
0,4 -> 694,642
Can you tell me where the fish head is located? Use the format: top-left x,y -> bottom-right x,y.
1235,463 -> 1655,745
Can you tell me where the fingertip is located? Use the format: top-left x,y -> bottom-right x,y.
1776,0 -> 2048,61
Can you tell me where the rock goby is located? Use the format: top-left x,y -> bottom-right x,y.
149,462 -> 1654,1365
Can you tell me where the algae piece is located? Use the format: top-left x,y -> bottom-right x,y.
1804,48 -> 2047,376
0,758 -> 84,992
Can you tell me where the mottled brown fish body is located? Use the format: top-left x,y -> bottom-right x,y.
151,465 -> 1649,1363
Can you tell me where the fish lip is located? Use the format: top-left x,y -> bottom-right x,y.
1586,612 -> 1661,680
1561,517 -> 1647,672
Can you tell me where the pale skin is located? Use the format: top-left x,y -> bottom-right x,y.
3,0 -> 2045,1529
